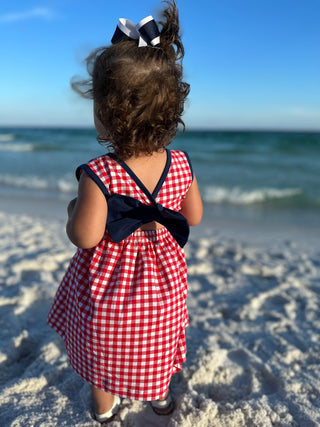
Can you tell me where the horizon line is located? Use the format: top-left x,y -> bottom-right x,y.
0,125 -> 320,134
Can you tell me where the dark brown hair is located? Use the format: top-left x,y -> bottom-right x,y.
72,1 -> 190,160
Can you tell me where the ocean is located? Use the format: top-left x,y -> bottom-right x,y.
1,127 -> 319,235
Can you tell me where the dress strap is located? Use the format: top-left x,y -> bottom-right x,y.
76,164 -> 110,199
108,149 -> 172,203
183,151 -> 194,181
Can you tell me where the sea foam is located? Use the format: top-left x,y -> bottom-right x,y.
204,186 -> 302,205
0,143 -> 34,152
0,174 -> 77,193
0,133 -> 15,142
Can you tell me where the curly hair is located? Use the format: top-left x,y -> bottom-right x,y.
72,1 -> 190,160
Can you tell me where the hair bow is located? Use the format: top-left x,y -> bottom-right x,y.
111,15 -> 160,47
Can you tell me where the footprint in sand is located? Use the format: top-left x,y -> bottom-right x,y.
0,331 -> 40,384
190,348 -> 280,403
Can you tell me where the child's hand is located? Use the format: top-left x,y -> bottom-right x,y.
67,198 -> 77,218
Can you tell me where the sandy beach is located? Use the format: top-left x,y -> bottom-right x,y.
0,197 -> 319,427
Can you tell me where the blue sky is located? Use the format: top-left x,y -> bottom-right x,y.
1,0 -> 320,130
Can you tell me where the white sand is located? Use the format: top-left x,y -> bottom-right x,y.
1,210 -> 320,426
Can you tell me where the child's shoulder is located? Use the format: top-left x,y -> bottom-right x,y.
80,154 -> 119,183
86,153 -> 118,171
87,152 -> 114,165
170,149 -> 186,156
168,150 -> 193,183
169,149 -> 190,162
170,149 -> 192,171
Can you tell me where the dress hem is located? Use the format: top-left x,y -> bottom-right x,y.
47,317 -> 187,402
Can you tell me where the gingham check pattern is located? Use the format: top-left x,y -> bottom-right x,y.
47,150 -> 192,401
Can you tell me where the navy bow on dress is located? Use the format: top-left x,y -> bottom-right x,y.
77,151 -> 190,248
111,15 -> 160,47
106,193 -> 189,248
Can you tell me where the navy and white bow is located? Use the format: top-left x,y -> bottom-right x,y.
111,15 -> 160,47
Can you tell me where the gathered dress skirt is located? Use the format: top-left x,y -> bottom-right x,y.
47,227 -> 188,401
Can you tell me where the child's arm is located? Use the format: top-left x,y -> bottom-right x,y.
180,175 -> 203,226
66,172 -> 108,249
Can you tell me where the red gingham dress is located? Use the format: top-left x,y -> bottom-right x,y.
47,150 -> 193,401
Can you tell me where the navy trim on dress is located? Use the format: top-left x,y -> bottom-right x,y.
76,164 -> 110,200
108,149 -> 171,203
151,150 -> 171,198
183,151 -> 194,182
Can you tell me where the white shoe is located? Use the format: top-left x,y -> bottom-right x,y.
95,395 -> 121,423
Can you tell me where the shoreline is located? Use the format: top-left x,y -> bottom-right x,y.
194,203 -> 320,251
2,185 -> 319,252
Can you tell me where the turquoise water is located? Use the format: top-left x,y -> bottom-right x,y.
0,128 -> 319,215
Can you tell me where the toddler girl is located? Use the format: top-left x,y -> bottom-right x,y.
47,1 -> 202,423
